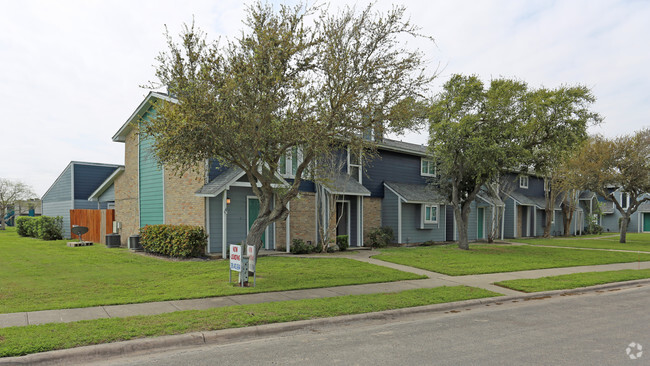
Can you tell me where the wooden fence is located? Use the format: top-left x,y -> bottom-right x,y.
69,209 -> 115,244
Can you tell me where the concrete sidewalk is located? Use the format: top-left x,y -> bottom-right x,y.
2,250 -> 649,329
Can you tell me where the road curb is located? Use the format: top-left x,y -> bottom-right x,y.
2,279 -> 648,365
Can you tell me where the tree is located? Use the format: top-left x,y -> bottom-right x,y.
0,178 -> 35,230
570,129 -> 650,243
429,75 -> 530,250
522,86 -> 601,237
142,2 -> 433,258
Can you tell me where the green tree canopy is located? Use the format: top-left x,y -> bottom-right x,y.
142,2 -> 434,255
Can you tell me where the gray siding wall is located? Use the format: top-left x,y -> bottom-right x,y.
42,165 -> 73,238
224,187 -> 274,249
504,197 -> 516,238
401,203 -> 445,243
208,194 -> 224,254
381,188 -> 399,243
600,213 -> 619,233
98,184 -> 115,202
42,201 -> 72,238
42,165 -> 72,203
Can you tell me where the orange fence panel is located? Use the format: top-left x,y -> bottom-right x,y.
70,209 -> 115,243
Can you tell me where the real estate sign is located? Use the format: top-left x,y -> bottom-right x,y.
230,244 -> 242,272
247,245 -> 256,272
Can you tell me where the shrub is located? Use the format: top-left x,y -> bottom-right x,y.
15,216 -> 62,240
38,216 -> 63,240
584,214 -> 603,235
290,238 -> 311,254
140,225 -> 207,258
16,216 -> 33,237
365,226 -> 394,248
336,235 -> 349,251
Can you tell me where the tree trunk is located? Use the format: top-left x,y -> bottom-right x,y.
0,207 -> 5,230
619,215 -> 629,243
454,206 -> 471,250
543,208 -> 552,238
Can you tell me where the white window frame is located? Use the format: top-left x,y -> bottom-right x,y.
621,192 -> 629,209
421,158 -> 436,177
348,147 -> 362,183
279,147 -> 302,179
519,176 -> 529,189
422,204 -> 438,224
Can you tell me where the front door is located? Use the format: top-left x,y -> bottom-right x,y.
644,213 -> 650,232
247,197 -> 265,247
477,207 -> 485,240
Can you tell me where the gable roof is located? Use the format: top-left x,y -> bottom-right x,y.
195,167 -> 245,197
112,91 -> 177,143
88,167 -> 124,201
384,182 -> 447,204
378,138 -> 428,157
42,161 -> 122,201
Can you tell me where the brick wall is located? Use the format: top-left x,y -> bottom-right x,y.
164,165 -> 206,228
114,129 -> 139,246
363,197 -> 382,238
289,192 -> 317,245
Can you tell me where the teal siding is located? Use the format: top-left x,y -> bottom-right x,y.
139,123 -> 164,227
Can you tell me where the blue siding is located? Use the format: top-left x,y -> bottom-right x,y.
508,173 -> 545,198
74,165 -> 117,200
381,188 -> 399,242
364,149 -> 429,197
401,203 -> 446,243
42,165 -> 72,203
504,197 -> 516,238
42,201 -> 72,238
208,195 -> 224,254
226,187 -> 252,245
139,129 -> 164,227
98,184 -> 115,202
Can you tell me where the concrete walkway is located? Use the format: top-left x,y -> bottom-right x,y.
1,250 -> 649,329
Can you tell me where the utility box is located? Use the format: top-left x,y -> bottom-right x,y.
105,234 -> 121,248
128,234 -> 142,251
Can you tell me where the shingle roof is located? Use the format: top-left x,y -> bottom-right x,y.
195,167 -> 244,197
378,138 -> 428,156
323,173 -> 371,196
579,191 -> 596,200
384,182 -> 447,203
507,191 -> 562,210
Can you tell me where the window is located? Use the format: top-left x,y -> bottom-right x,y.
519,176 -> 529,189
348,148 -> 362,183
423,204 -> 438,224
421,159 -> 436,177
621,192 -> 629,209
279,147 -> 301,178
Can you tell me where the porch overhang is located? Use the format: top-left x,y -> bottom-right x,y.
383,182 -> 447,204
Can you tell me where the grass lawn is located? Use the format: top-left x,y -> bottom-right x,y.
495,269 -> 650,292
514,233 -> 650,252
0,229 -> 423,313
0,286 -> 499,358
372,244 -> 650,276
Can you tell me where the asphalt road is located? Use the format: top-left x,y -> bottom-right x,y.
93,285 -> 649,366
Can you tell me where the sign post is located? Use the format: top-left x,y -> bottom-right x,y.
229,244 -> 241,284
229,244 -> 257,287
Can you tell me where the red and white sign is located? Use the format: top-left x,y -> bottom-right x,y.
247,245 -> 256,272
230,244 -> 242,272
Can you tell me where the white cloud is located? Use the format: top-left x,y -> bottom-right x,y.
1,0 -> 648,195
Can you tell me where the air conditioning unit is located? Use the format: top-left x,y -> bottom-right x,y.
128,234 -> 142,251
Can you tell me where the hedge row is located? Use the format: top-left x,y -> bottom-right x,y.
15,216 -> 64,241
140,224 -> 207,258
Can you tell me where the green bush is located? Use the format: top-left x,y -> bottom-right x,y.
15,216 -> 63,240
38,216 -> 63,240
336,235 -> 349,251
290,238 -> 311,254
140,225 -> 207,258
15,216 -> 33,237
365,226 -> 394,248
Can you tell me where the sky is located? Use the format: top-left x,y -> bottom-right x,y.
1,0 -> 648,197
